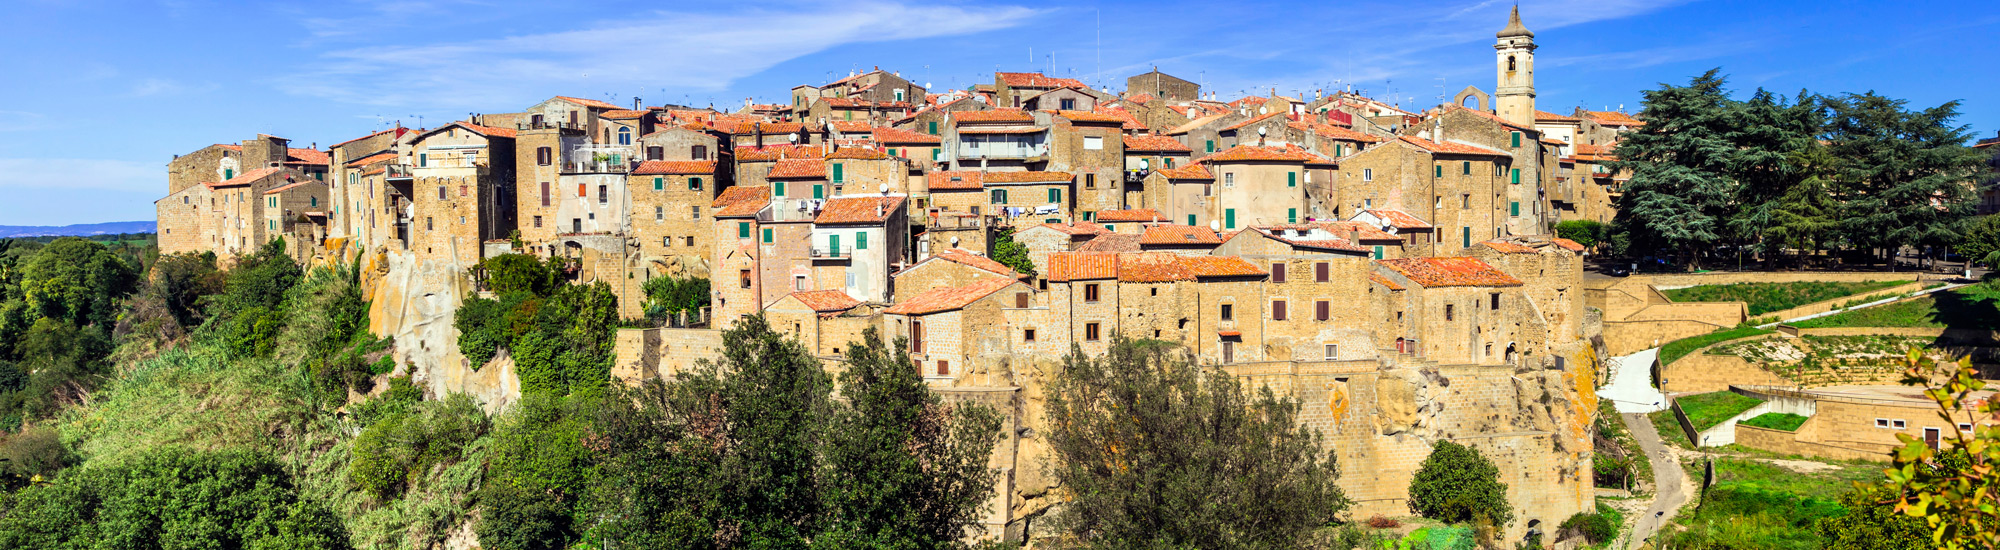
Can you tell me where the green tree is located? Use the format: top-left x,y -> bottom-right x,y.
475,253 -> 562,297
0,448 -> 350,549
1610,70 -> 1744,268
1045,338 -> 1350,549
1766,145 -> 1845,263
1826,92 -> 1989,267
1553,220 -> 1604,249
478,394 -> 599,550
1724,88 -> 1823,262
1817,484 -> 1931,550
203,238 -> 303,358
990,227 -> 1037,278
1954,211 -> 2000,270
816,328 -> 1004,548
1408,440 -> 1514,527
642,275 -> 710,324
17,237 -> 138,328
1882,349 -> 2000,549
348,393 -> 489,500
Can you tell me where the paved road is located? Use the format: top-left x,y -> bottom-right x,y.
1600,348 -> 1666,414
1623,411 -> 1687,550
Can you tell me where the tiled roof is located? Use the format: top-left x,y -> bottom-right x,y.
1094,106 -> 1149,131
205,167 -> 283,189
829,120 -> 872,133
1447,104 -> 1533,131
285,148 -> 330,165
1587,111 -> 1644,126
601,109 -> 648,120
1123,134 -> 1191,152
1201,144 -> 1319,163
1052,252 -> 1265,282
1158,164 -> 1213,180
1054,110 -> 1125,123
361,166 -> 385,176
767,158 -> 826,179
1317,221 -> 1401,241
1124,92 -> 1156,104
981,171 -> 1071,184
1075,233 -> 1142,252
555,95 -> 623,109
330,127 -> 406,149
632,160 -> 717,175
926,171 -> 983,191
932,248 -> 1022,277
1095,209 -> 1164,223
1179,255 -> 1266,278
815,195 -> 904,225
1376,257 -> 1523,287
347,152 -> 397,166
1362,209 -> 1432,229
1480,240 -> 1539,254
724,120 -> 806,135
953,109 -> 1035,123
1251,226 -> 1366,252
882,277 -> 1019,315
789,290 -> 862,313
872,126 -> 942,144
823,146 -> 889,160
997,72 -> 1087,88
1047,252 -> 1121,281
1140,225 -> 1222,245
1370,273 -> 1405,291
1397,136 -> 1508,157
1551,238 -> 1586,252
955,125 -> 1044,135
712,186 -> 770,218
1539,136 -> 1566,146
1028,222 -> 1111,236
734,144 -> 821,161
1221,112 -> 1284,132
1535,110 -> 1581,123
1163,113 -> 1230,136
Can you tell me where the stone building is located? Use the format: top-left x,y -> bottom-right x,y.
1332,136 -> 1511,256
948,109 -> 1046,172
1045,111 -> 1127,221
628,160 -> 720,279
993,72 -> 1090,109
157,165 -> 324,258
810,195 -> 910,303
1200,144 -> 1330,230
1125,68 -> 1199,101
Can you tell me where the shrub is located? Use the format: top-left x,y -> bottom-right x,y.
1555,220 -> 1605,248
0,448 -> 350,549
1559,509 -> 1616,544
640,276 -> 708,323
0,426 -> 73,485
475,253 -> 561,297
1408,440 -> 1513,527
1365,515 -> 1400,529
348,393 -> 489,500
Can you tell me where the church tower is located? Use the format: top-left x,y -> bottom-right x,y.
1494,5 -> 1536,128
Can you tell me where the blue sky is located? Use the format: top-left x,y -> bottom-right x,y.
2,0 -> 1995,226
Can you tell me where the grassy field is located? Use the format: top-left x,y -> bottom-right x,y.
1660,326 -> 1773,365
1676,391 -> 1766,431
1791,281 -> 2000,330
1648,409 -> 1694,448
1662,280 -> 1905,316
1739,412 -> 1809,432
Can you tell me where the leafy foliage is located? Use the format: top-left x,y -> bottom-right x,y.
1408,440 -> 1512,527
0,448 -> 350,549
1557,503 -> 1619,545
16,237 -> 138,329
474,253 -> 563,296
990,227 -> 1036,278
348,393 -> 489,500
642,275 -> 710,324
1957,214 -> 2000,270
1816,484 -> 1931,550
1882,349 -> 2000,549
1045,338 -> 1350,549
1553,219 -> 1605,249
456,282 -> 617,394
202,238 -> 303,359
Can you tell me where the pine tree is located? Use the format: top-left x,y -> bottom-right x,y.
1826,92 -> 1988,268
1610,70 -> 1742,268
1766,145 -> 1843,266
1725,89 -> 1823,262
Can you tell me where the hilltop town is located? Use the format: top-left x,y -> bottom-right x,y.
148,8 -> 1622,543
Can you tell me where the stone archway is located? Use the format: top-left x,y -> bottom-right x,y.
1453,85 -> 1491,112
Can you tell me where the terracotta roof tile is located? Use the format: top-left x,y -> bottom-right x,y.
1316,221 -> 1401,241
1124,93 -> 1156,104
1535,110 -> 1581,122
814,195 -> 904,225
981,171 -> 1071,184
997,72 -> 1087,88
262,181 -> 311,195
632,160 -> 717,175
734,144 -> 822,161
932,248 -> 1021,277
789,290 -> 862,313
1445,104 -> 1533,131
1361,209 -> 1432,229
1551,238 -> 1586,252
1095,209 -> 1164,223
1291,122 -> 1385,143
347,152 -> 397,166
823,146 -> 889,160
1397,135 -> 1508,157
1221,112 -> 1284,132
1054,110 -> 1124,123
1029,222 -> 1111,237
1140,224 -> 1222,245
1370,273 -> 1405,291
829,120 -> 872,132
601,109 -> 648,120
1094,106 -> 1149,131
284,148 -> 330,165
1376,257 -> 1523,287
555,95 -> 623,109
767,158 -> 826,179
882,277 -> 1019,315
1178,255 -> 1266,278
1164,113 -> 1231,136
205,167 -> 284,189
1047,252 -> 1122,281
1075,234 -> 1142,252
953,109 -> 1035,123
926,171 -> 983,191
1587,111 -> 1644,126
1480,240 -> 1539,254
1251,226 -> 1366,252
1123,134 -> 1190,152
1200,144 -> 1318,163
712,186 -> 770,218
1158,164 -> 1212,180
872,126 -> 942,144
723,120 -> 805,135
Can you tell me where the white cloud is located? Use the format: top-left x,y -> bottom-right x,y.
0,158 -> 159,194
282,2 -> 1043,109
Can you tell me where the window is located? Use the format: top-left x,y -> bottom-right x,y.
1364,198 -> 1373,208
1288,208 -> 1297,224
1187,214 -> 1197,226
775,182 -> 786,197
1315,262 -> 1329,282
647,146 -> 663,161
1272,300 -> 1287,320
1511,169 -> 1521,184
931,148 -> 939,161
1085,322 -> 1101,341
654,177 -> 664,191
437,186 -> 446,200
1510,201 -> 1520,216
1445,304 -> 1454,321
1316,300 -> 1330,321
991,189 -> 1007,204
1491,293 -> 1502,310
738,222 -> 750,239
1462,161 -> 1471,175
1462,227 -> 1471,248
1205,139 -> 1215,153
419,153 -> 427,167
763,228 -> 774,243
1220,303 -> 1234,321
928,121 -> 938,135
1271,263 -> 1286,282
1363,168 -> 1373,181
856,231 -> 868,250
690,206 -> 699,219
794,275 -> 807,291
1016,292 -> 1030,308
533,215 -> 542,228
937,360 -> 950,376
740,269 -> 753,288
1225,209 -> 1236,229
1435,165 -> 1442,178
1893,420 -> 1907,429
692,145 -> 708,160
1024,328 -> 1036,341
685,236 -> 695,246
1876,418 -> 1890,428
1510,132 -> 1521,148
617,127 -> 632,145
598,185 -> 608,204
1164,157 -> 1175,168
1083,136 -> 1103,150
1084,174 -> 1095,189
578,183 -> 586,197
1462,194 -> 1471,209
662,236 -> 671,247
540,182 -> 551,206
690,177 -> 703,191
1325,345 -> 1339,360
1373,245 -> 1384,259
425,217 -> 433,230
829,234 -> 841,257
573,218 -> 583,232
832,163 -> 844,183
1224,172 -> 1235,184
1049,188 -> 1063,202
1084,283 -> 1100,302
1288,172 -> 1297,187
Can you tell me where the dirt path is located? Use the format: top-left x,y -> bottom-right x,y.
1622,412 -> 1691,550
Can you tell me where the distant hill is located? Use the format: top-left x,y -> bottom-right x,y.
0,221 -> 155,238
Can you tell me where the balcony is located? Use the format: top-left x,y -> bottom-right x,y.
385,164 -> 414,180
810,247 -> 849,259
560,160 -> 634,175
516,121 -> 587,134
957,145 -> 1048,160
759,198 -> 823,223
1124,170 -> 1148,184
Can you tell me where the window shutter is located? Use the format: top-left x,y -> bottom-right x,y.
1315,262 -> 1328,282
1511,132 -> 1521,147
813,184 -> 824,199
1048,188 -> 1059,203
830,234 -> 841,257
738,222 -> 750,239
1225,208 -> 1235,229
763,228 -> 773,243
1511,169 -> 1521,184
1373,245 -> 1384,259
1271,263 -> 1286,283
775,182 -> 786,197
1511,201 -> 1520,216
857,231 -> 867,250
1435,165 -> 1442,178
654,177 -> 663,190
1287,172 -> 1296,187
1187,214 -> 1196,226
1272,300 -> 1287,320
1316,300 -> 1330,321
1288,208 -> 1297,223
833,163 -> 844,183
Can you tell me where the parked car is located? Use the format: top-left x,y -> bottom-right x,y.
1603,265 -> 1631,277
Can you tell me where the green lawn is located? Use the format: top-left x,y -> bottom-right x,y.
1660,327 -> 1773,365
1648,409 -> 1694,448
1791,280 -> 2000,330
1662,280 -> 1905,316
1739,412 -> 1809,432
1676,391 -> 1766,431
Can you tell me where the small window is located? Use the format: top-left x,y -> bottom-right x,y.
1491,293 -> 1502,310
1324,345 -> 1337,360
540,182 -> 551,206
691,206 -> 700,219
1083,136 -> 1103,150
1445,304 -> 1454,321
1876,418 -> 1890,428
1084,283 -> 1101,303
1315,300 -> 1329,321
1016,292 -> 1030,308
1085,322 -> 1101,341
437,186 -> 446,200
655,206 -> 664,221
1315,262 -> 1329,282
1462,161 -> 1471,175
1363,168 -> 1372,181
763,228 -> 774,243
740,269 -> 752,288
598,185 -> 608,204
1271,300 -> 1287,321
1024,328 -> 1037,342
1271,263 -> 1286,283
693,145 -> 708,160
654,177 -> 664,191
647,146 -> 663,160
1220,303 -> 1234,321
533,215 -> 542,228
690,177 -> 703,191
1893,420 -> 1907,429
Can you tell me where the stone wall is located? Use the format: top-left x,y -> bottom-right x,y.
1758,280 -> 1927,321
1734,424 -> 1884,462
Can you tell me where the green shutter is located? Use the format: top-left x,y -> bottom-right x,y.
1187,214 -> 1196,226
654,177 -> 663,190
992,189 -> 1006,204
690,177 -> 702,190
857,231 -> 868,250
1287,172 -> 1297,187
763,228 -> 773,243
1462,161 -> 1470,175
1225,209 -> 1236,229
1511,201 -> 1521,216
1287,208 -> 1297,223
1083,211 -> 1094,221
928,121 -> 938,134
931,148 -> 939,161
1048,188 -> 1060,203
830,234 -> 841,257
1462,227 -> 1471,248
1373,246 -> 1384,259
813,184 -> 824,199
1103,224 -> 1115,231
832,163 -> 844,183
419,153 -> 426,166
775,181 -> 786,197
1206,139 -> 1215,153
225,168 -> 234,179
738,222 -> 749,239
1511,132 -> 1521,147
1435,165 -> 1442,178
1511,169 -> 1520,184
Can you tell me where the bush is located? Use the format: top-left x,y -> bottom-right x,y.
0,448 -> 350,549
348,393 -> 489,500
0,426 -> 73,485
475,253 -> 561,297
1555,220 -> 1606,249
641,276 -> 708,323
1559,508 -> 1616,544
1365,515 -> 1400,529
1408,440 -> 1513,527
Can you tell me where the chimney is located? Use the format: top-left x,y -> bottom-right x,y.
754,122 -> 764,148
633,96 -> 642,110
746,97 -> 754,112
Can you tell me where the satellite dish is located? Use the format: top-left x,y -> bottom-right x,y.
1257,126 -> 1268,137
1140,158 -> 1150,170
951,236 -> 960,247
879,183 -> 890,194
788,133 -> 797,144
1209,220 -> 1221,231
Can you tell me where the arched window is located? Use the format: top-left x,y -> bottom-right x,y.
617,127 -> 632,145
1507,56 -> 1517,71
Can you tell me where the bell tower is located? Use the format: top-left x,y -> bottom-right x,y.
1494,5 -> 1536,128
